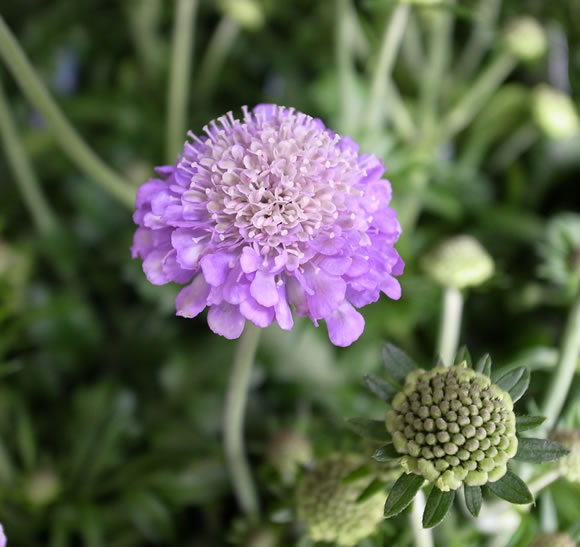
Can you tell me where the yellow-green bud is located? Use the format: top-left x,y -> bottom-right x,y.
386,366 -> 517,491
296,454 -> 384,546
529,533 -> 578,547
421,235 -> 494,289
533,85 -> 579,140
549,430 -> 580,483
503,17 -> 547,62
219,0 -> 264,30
267,430 -> 312,485
24,469 -> 61,507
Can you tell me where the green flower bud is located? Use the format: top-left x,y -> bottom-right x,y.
24,469 -> 61,507
421,235 -> 494,289
267,430 -> 312,485
549,430 -> 580,483
529,533 -> 578,547
219,0 -> 264,30
385,366 -> 517,491
296,454 -> 384,546
503,17 -> 547,62
533,85 -> 580,140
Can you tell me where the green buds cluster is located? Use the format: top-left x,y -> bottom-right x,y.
533,85 -> 580,140
421,235 -> 494,290
348,344 -> 569,528
296,454 -> 385,546
549,430 -> 580,483
266,430 -> 312,486
503,17 -> 547,62
529,533 -> 578,547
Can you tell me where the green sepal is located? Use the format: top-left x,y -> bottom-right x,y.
494,367 -> 530,403
515,415 -> 546,433
381,343 -> 417,384
356,478 -> 387,503
373,443 -> 400,462
475,353 -> 492,377
514,437 -> 570,463
422,486 -> 455,528
464,484 -> 482,517
486,470 -> 533,504
341,465 -> 371,484
363,374 -> 397,403
455,345 -> 472,368
345,417 -> 391,443
384,473 -> 424,518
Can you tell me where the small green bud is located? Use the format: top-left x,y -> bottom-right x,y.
421,235 -> 494,289
296,454 -> 385,546
549,430 -> 580,483
529,533 -> 578,547
219,0 -> 264,30
503,17 -> 547,62
24,469 -> 61,507
266,430 -> 312,485
533,85 -> 579,140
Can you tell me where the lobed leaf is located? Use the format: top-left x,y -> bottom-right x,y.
381,343 -> 418,384
363,374 -> 397,403
423,487 -> 455,528
515,415 -> 546,433
464,484 -> 482,517
455,345 -> 472,368
345,417 -> 390,442
495,367 -> 530,403
487,471 -> 533,504
384,473 -> 424,518
514,437 -> 570,463
475,353 -> 492,377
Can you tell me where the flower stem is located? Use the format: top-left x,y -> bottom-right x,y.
0,16 -> 135,209
541,286 -> 580,430
527,469 -> 561,497
336,0 -> 358,135
0,77 -> 58,234
223,322 -> 261,516
437,286 -> 464,366
410,490 -> 433,547
166,0 -> 198,162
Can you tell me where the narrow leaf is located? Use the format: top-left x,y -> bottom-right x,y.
381,343 -> 417,384
455,346 -> 472,368
495,367 -> 530,403
341,465 -> 371,484
514,437 -> 570,463
384,473 -> 424,518
464,484 -> 482,517
345,418 -> 390,442
515,416 -> 546,433
487,471 -> 533,504
356,478 -> 386,503
373,443 -> 400,462
422,487 -> 455,528
363,374 -> 397,403
475,353 -> 492,377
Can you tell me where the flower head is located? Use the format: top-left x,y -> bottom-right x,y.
132,105 -> 403,346
296,454 -> 385,546
549,430 -> 580,483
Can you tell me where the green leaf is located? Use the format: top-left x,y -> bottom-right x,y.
515,415 -> 546,433
342,465 -> 371,484
464,484 -> 482,517
363,374 -> 397,403
384,473 -> 424,518
356,478 -> 387,503
495,367 -> 530,403
487,471 -> 533,504
422,487 -> 455,528
455,346 -> 472,368
345,418 -> 390,442
475,353 -> 492,377
514,437 -> 570,463
381,343 -> 417,384
373,443 -> 400,462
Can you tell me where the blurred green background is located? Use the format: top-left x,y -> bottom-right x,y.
1,0 -> 580,545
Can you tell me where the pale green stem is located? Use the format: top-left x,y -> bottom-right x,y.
0,77 -> 58,234
541,286 -> 580,430
364,4 -> 410,130
539,490 -> 558,533
197,17 -> 240,102
410,490 -> 433,547
527,469 -> 560,497
0,17 -> 135,208
336,0 -> 357,135
166,0 -> 198,162
400,10 -> 424,81
442,52 -> 516,139
223,323 -> 261,516
385,80 -> 416,141
437,286 -> 464,366
489,123 -> 539,170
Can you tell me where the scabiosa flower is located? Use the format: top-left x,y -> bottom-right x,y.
0,524 -> 5,547
132,105 -> 403,346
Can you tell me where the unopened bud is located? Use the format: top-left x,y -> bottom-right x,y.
533,85 -> 579,140
504,17 -> 547,62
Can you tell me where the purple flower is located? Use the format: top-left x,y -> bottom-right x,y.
132,105 -> 403,346
0,524 -> 5,546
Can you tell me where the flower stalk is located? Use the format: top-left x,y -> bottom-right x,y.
437,286 -> 464,366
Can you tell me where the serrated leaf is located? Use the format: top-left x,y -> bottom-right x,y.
373,443 -> 400,462
345,418 -> 390,442
464,484 -> 482,517
363,374 -> 397,403
487,471 -> 533,504
475,353 -> 492,376
341,465 -> 371,484
455,346 -> 472,368
514,437 -> 570,463
384,473 -> 424,518
495,367 -> 530,403
356,478 -> 386,503
422,487 -> 455,528
381,343 -> 417,384
515,416 -> 546,433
